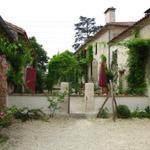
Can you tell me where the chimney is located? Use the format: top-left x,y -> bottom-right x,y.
104,7 -> 116,23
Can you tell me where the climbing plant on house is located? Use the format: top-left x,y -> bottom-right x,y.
77,45 -> 93,82
0,34 -> 32,92
125,38 -> 150,94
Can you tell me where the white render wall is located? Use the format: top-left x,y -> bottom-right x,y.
105,10 -> 115,23
110,36 -> 132,70
7,95 -> 50,114
7,95 -> 150,114
110,22 -> 150,97
95,96 -> 150,112
87,27 -> 128,82
139,23 -> 150,39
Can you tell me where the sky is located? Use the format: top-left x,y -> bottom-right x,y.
0,0 -> 150,58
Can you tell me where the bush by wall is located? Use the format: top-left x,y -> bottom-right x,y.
97,107 -> 109,118
117,105 -> 131,118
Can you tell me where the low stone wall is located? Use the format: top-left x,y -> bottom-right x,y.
95,96 -> 150,113
6,82 -> 150,116
7,95 -> 150,115
7,95 -> 50,114
70,96 -> 84,114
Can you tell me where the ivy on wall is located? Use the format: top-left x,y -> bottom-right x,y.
125,38 -> 150,95
77,45 -> 93,82
0,34 -> 32,92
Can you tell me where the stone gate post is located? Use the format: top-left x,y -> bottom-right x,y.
60,82 -> 69,115
84,83 -> 94,113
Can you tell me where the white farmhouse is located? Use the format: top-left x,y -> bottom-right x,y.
109,9 -> 150,96
76,7 -> 134,83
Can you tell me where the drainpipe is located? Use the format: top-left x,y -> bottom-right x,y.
108,30 -> 111,69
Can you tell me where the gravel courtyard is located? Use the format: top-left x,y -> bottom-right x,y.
1,118 -> 150,150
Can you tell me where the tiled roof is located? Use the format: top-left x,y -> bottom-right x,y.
109,14 -> 150,43
0,16 -> 15,40
75,21 -> 135,53
0,16 -> 28,41
144,8 -> 150,14
107,22 -> 135,26
5,21 -> 28,39
104,7 -> 116,14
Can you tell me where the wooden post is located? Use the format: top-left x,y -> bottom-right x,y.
98,80 -> 117,122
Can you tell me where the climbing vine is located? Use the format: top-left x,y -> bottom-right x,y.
78,45 -> 93,82
125,38 -> 150,94
0,34 -> 32,92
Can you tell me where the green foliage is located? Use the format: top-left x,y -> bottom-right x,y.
73,16 -> 100,50
47,92 -> 67,117
0,113 -> 12,128
117,105 -> 131,118
12,107 -> 47,122
77,45 -> 93,82
86,45 -> 93,63
0,34 -> 32,92
106,69 -> 114,83
131,106 -> 150,118
97,107 -> 109,118
100,54 -> 107,63
47,51 -> 80,91
125,38 -> 150,95
29,37 -> 49,93
5,106 -> 47,122
118,79 -> 123,94
0,107 -> 14,128
111,50 -> 118,84
132,27 -> 140,38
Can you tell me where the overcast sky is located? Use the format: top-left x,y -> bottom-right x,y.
0,0 -> 149,57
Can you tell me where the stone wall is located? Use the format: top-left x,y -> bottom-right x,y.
0,80 -> 7,106
7,83 -> 150,116
7,94 -> 149,115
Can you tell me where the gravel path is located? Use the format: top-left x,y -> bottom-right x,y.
1,118 -> 150,150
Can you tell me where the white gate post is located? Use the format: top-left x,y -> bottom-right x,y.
60,82 -> 69,115
84,83 -> 94,113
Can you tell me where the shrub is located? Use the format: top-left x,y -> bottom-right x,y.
97,107 -> 109,118
0,107 -> 15,128
0,112 -> 13,128
106,69 -> 114,83
13,107 -> 47,122
47,91 -> 67,117
131,106 -> 150,118
117,105 -> 131,118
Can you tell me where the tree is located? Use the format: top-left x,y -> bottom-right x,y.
29,37 -> 49,92
47,51 -> 81,92
73,16 -> 101,50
